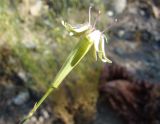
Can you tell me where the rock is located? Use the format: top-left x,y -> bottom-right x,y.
22,40 -> 37,50
98,64 -> 160,124
30,1 -> 43,17
139,5 -> 152,19
41,109 -> 49,119
18,71 -> 28,83
28,116 -> 37,124
112,0 -> 127,14
152,5 -> 160,19
105,0 -> 127,16
96,96 -> 125,124
52,118 -> 65,124
39,116 -> 44,123
12,91 -> 29,105
152,0 -> 160,7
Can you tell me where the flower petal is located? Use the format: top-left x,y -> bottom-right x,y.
88,30 -> 101,51
62,20 -> 91,36
103,34 -> 109,44
98,35 -> 112,63
93,46 -> 97,61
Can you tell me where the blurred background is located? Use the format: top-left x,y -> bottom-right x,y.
0,0 -> 160,124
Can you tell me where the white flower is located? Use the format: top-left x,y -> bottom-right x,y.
87,30 -> 112,63
62,6 -> 112,63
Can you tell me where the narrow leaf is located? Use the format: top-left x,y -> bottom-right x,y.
52,37 -> 93,88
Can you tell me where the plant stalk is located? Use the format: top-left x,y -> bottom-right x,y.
20,37 -> 93,124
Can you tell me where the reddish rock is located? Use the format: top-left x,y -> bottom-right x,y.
99,64 -> 160,124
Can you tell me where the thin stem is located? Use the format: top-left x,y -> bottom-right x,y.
93,10 -> 101,28
20,37 -> 93,124
102,19 -> 118,33
102,16 -> 130,33
19,87 -> 55,124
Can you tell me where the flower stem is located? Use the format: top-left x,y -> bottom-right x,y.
20,37 -> 93,124
19,87 -> 54,124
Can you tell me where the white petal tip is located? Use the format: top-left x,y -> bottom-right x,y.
101,59 -> 112,63
61,20 -> 65,25
69,32 -> 74,36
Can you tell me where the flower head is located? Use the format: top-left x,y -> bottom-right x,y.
87,30 -> 112,63
62,7 -> 112,63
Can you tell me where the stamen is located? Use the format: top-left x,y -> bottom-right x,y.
102,17 -> 130,33
102,18 -> 118,33
89,6 -> 92,25
93,10 -> 101,28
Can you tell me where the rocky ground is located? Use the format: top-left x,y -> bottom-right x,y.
0,0 -> 160,124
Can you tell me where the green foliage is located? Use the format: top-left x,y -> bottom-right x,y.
1,1 -> 48,88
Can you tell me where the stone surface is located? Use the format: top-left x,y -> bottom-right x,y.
12,91 -> 30,105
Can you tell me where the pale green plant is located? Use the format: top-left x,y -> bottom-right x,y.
20,7 -> 111,124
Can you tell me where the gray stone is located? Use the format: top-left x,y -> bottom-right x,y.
12,91 -> 29,105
